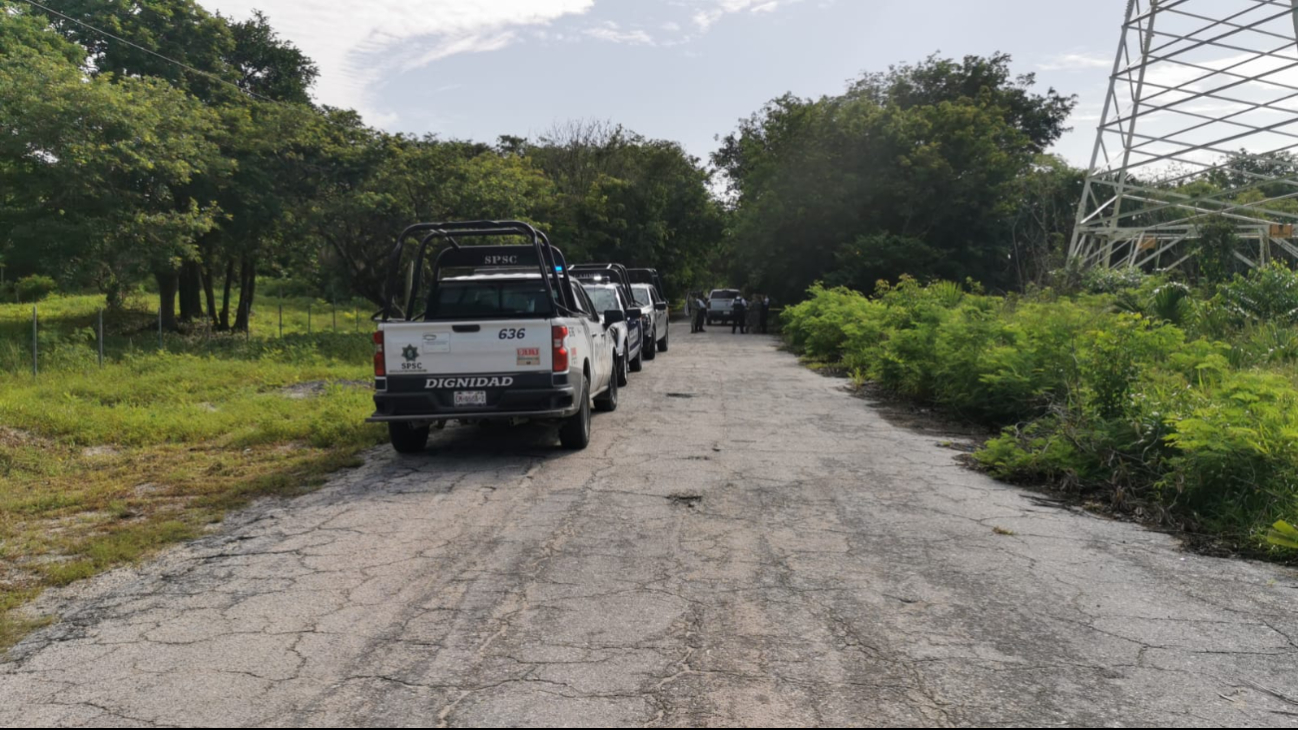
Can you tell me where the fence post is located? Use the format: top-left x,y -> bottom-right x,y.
158,308 -> 163,350
98,308 -> 104,368
32,305 -> 37,377
332,303 -> 337,332
278,303 -> 283,338
308,304 -> 312,335
354,307 -> 359,332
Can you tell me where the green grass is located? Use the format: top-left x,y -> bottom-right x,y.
0,290 -> 386,651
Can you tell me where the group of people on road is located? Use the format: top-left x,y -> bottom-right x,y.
687,293 -> 772,335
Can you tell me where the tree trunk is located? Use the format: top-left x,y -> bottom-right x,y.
178,260 -> 204,322
201,258 -> 218,328
156,270 -> 179,332
219,258 -> 234,331
233,257 -> 257,332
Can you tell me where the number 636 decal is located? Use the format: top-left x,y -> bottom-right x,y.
498,328 -> 526,340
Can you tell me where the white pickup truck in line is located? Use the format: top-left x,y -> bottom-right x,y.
368,221 -> 620,453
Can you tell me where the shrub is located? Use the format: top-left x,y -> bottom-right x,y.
1217,261 -> 1298,323
15,275 -> 57,302
1081,266 -> 1146,294
782,277 -> 1298,552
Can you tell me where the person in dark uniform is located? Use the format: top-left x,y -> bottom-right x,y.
692,293 -> 707,333
758,295 -> 771,334
731,295 -> 748,334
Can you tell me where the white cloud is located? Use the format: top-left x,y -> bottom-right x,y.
200,0 -> 594,124
691,0 -> 789,31
584,21 -> 655,46
1038,52 -> 1113,72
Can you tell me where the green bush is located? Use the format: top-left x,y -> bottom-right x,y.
15,275 -> 57,302
783,278 -> 1298,553
1081,266 -> 1147,294
1217,261 -> 1298,323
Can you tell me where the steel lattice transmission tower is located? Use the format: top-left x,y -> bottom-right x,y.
1070,0 -> 1298,271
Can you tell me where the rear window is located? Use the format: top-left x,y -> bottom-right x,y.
427,279 -> 551,319
583,285 -> 620,313
633,285 -> 656,306
710,289 -> 739,299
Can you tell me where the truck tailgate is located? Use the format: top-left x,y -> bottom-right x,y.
383,320 -> 551,376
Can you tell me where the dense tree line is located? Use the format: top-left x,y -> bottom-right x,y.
712,53 -> 1082,302
0,1 -> 723,330
21,1 -> 1276,318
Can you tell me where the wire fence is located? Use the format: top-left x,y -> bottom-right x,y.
13,298 -> 373,377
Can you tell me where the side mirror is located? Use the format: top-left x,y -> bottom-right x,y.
654,302 -> 668,312
603,309 -> 625,326
626,309 -> 642,320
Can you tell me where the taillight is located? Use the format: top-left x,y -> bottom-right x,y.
373,330 -> 386,376
552,325 -> 569,373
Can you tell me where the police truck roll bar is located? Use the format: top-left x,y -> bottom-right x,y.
369,220 -> 618,453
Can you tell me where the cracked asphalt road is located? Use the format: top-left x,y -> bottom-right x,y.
4,330 -> 1298,727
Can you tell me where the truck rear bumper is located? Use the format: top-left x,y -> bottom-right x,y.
368,372 -> 578,422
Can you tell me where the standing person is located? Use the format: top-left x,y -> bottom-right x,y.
693,293 -> 707,333
731,295 -> 748,334
758,295 -> 771,334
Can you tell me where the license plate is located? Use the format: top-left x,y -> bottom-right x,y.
454,391 -> 487,407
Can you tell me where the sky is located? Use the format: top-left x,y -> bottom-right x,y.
196,0 -> 1129,166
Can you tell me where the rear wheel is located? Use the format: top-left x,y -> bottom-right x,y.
559,375 -> 591,449
595,363 -> 619,412
388,422 -> 430,454
657,325 -> 669,352
630,343 -> 643,372
643,327 -> 657,360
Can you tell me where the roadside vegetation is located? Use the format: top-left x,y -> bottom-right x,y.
783,265 -> 1298,558
0,292 -> 382,649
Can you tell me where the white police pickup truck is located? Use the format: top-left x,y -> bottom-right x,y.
368,221 -> 619,453
629,268 -> 670,355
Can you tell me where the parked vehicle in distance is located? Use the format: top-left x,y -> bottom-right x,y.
580,281 -> 641,386
368,221 -> 619,453
571,263 -> 650,362
631,282 -> 669,354
707,289 -> 740,326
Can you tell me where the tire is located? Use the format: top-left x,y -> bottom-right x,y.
595,362 -> 619,412
559,375 -> 591,449
657,324 -> 669,352
630,342 -> 643,373
388,422 -> 430,454
615,350 -> 629,387
643,327 -> 657,360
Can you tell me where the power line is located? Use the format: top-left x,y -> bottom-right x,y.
15,0 -> 274,103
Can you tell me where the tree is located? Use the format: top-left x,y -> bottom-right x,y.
1007,155 -> 1085,289
308,134 -> 556,306
1194,215 -> 1241,284
847,52 -> 1075,154
28,0 -> 237,102
714,52 -> 1078,301
531,122 -> 725,297
225,10 -> 318,104
0,42 -> 226,315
